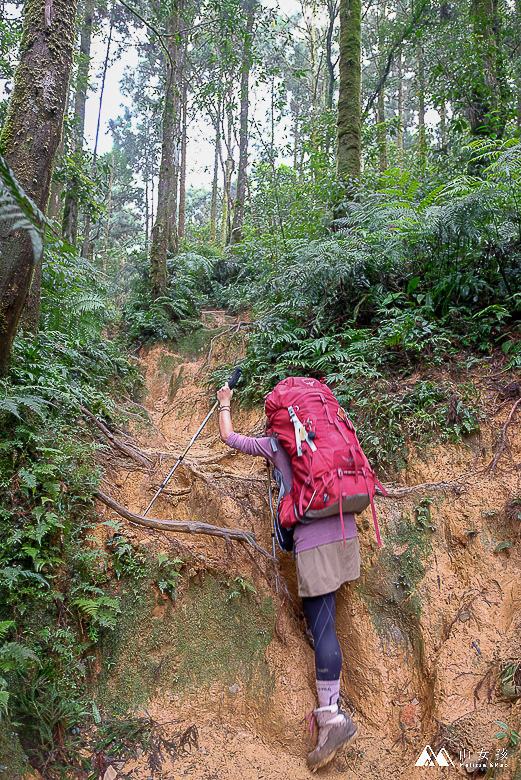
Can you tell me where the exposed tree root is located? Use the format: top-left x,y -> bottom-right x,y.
80,405 -> 153,468
487,397 -> 521,476
378,481 -> 462,497
95,489 -> 275,560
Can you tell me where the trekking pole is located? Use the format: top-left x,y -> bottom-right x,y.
265,461 -> 279,594
143,367 -> 242,516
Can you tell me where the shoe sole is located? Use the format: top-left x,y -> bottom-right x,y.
308,725 -> 359,773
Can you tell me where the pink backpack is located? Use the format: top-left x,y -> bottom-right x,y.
264,376 -> 385,546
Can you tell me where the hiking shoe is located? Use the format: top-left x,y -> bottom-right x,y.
307,704 -> 358,772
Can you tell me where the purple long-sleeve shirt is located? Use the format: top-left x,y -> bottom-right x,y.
226,432 -> 357,553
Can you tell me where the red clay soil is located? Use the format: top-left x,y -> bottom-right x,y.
86,311 -> 521,780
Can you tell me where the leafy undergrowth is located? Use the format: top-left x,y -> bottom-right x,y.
0,327 -> 145,777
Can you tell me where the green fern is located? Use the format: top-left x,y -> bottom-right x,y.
0,391 -> 47,420
0,642 -> 40,672
0,153 -> 45,260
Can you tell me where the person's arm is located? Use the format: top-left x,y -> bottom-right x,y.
216,382 -> 233,442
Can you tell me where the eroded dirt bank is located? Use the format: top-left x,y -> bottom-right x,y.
92,312 -> 521,780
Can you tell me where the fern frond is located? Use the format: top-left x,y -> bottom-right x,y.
0,621 -> 15,641
0,153 -> 45,260
0,642 -> 40,672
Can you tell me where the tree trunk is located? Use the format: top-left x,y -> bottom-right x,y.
439,101 -> 447,149
145,172 -> 150,248
149,7 -> 180,298
377,89 -> 387,173
467,0 -> 507,137
221,154 -> 232,246
210,111 -> 220,245
178,79 -> 188,242
47,132 -> 65,221
377,0 -> 387,174
221,108 -> 233,246
325,0 -> 338,111
230,0 -> 256,245
417,42 -> 426,168
81,2 -> 114,259
292,99 -> 300,171
103,152 -> 114,275
396,51 -> 403,167
336,0 -> 362,188
324,0 -> 339,157
62,0 -> 94,246
0,0 -> 78,372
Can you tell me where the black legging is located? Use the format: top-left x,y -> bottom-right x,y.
302,591 -> 342,680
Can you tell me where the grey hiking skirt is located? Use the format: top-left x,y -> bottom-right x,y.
296,537 -> 361,598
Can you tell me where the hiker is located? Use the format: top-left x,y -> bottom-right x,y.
216,381 -> 360,772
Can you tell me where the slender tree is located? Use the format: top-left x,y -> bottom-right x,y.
62,0 -> 95,245
209,109 -> 221,244
149,3 -> 181,297
82,2 -> 115,258
336,0 -> 362,188
0,0 -> 78,371
230,0 -> 257,245
467,0 -> 508,137
396,50 -> 404,166
178,79 -> 188,241
417,42 -> 426,167
376,0 -> 388,174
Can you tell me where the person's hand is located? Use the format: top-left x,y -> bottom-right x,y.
217,383 -> 233,406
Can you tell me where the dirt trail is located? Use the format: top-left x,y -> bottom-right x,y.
93,311 -> 521,780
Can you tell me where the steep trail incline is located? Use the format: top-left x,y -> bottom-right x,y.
93,311 -> 521,780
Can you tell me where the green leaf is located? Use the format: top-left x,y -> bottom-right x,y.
18,467 -> 37,490
92,702 -> 101,724
0,152 -> 45,260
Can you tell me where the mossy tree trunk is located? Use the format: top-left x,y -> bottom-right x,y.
149,6 -> 181,299
0,0 -> 78,374
230,0 -> 256,246
62,0 -> 94,246
178,79 -> 188,242
336,0 -> 362,198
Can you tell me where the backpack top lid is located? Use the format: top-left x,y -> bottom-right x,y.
264,376 -> 330,415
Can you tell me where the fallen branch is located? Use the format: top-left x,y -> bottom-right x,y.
488,397 -> 521,476
378,481 -> 462,497
94,490 -> 275,560
79,405 -> 153,469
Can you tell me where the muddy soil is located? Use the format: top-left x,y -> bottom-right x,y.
90,312 -> 521,780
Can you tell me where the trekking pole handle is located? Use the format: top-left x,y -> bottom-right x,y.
227,366 -> 242,391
